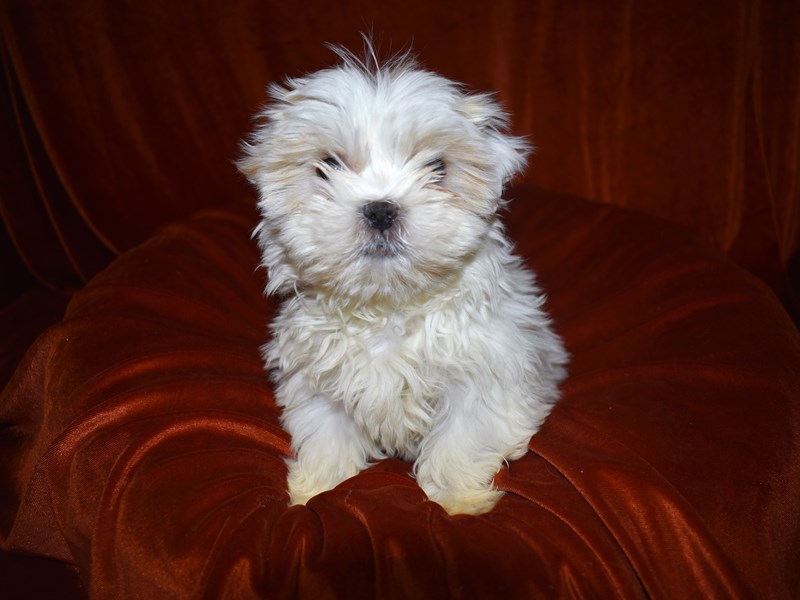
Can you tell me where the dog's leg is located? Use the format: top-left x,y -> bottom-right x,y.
414,381 -> 541,516
280,388 -> 370,506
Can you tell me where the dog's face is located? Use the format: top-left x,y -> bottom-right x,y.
240,52 -> 530,306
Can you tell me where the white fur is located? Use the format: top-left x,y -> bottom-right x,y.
239,44 -> 568,515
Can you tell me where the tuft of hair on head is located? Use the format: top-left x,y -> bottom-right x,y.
325,32 -> 420,81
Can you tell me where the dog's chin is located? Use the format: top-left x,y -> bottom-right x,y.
362,235 -> 403,259
308,247 -> 456,308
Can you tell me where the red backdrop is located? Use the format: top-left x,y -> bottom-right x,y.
1,0 -> 798,317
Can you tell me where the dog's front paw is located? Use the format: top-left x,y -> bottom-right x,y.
430,487 -> 505,516
285,458 -> 336,506
418,476 -> 505,516
287,484 -> 316,507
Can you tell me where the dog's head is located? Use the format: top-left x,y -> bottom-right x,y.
239,45 -> 530,306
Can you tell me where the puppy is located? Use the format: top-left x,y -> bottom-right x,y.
239,43 -> 567,515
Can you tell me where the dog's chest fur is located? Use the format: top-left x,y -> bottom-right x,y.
271,298 -> 460,458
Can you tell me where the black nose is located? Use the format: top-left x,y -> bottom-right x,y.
362,200 -> 398,232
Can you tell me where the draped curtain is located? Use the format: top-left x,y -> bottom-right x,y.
1,0 -> 798,315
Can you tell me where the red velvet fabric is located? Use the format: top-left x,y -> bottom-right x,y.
2,187 -> 799,598
2,1 -> 799,596
1,0 -> 798,313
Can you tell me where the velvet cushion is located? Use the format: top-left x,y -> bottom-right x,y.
2,187 -> 799,598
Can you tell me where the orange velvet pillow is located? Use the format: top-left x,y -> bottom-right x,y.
2,187 -> 799,598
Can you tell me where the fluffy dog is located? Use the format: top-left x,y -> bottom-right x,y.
239,44 -> 567,515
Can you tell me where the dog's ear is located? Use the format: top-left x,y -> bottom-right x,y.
264,80 -> 303,115
237,80 -> 303,180
460,93 -> 532,186
236,140 -> 265,181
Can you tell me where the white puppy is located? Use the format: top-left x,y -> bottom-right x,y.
239,44 -> 567,515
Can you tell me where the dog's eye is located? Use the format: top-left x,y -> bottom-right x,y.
426,158 -> 447,182
316,156 -> 343,180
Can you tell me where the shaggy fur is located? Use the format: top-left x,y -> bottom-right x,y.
239,44 -> 567,515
